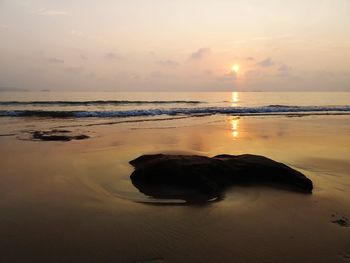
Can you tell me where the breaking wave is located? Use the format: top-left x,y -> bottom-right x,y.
1,105 -> 350,118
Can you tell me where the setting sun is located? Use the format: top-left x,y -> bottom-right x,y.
231,64 -> 240,73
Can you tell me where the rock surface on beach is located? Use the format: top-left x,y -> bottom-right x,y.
130,154 -> 313,202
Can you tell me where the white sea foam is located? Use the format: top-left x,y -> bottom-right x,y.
1,105 -> 350,118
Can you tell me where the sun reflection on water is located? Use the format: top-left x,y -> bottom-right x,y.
231,117 -> 239,138
231,91 -> 239,106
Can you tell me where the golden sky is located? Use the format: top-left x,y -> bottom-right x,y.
1,0 -> 350,91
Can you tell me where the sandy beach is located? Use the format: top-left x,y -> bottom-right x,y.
0,114 -> 349,262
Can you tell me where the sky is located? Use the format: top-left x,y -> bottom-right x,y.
0,0 -> 350,91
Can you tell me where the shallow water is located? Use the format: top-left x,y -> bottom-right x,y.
1,91 -> 350,118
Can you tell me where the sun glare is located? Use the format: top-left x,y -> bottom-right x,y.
231,117 -> 239,138
231,64 -> 240,73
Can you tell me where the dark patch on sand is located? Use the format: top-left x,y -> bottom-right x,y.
332,213 -> 349,227
0,133 -> 17,137
29,129 -> 89,142
129,154 -> 313,203
340,253 -> 350,260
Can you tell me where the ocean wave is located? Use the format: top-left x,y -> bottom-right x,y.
1,105 -> 350,118
0,100 -> 203,106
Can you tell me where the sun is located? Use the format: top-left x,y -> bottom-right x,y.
231,64 -> 240,73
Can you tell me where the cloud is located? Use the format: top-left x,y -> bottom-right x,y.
258,58 -> 274,67
36,8 -> 68,16
278,64 -> 292,73
148,71 -> 176,80
216,71 -> 237,82
71,30 -> 84,37
246,57 -> 254,61
85,72 -> 96,79
0,24 -> 9,29
47,57 -> 64,64
64,67 -> 83,74
245,70 -> 263,79
80,54 -> 88,60
276,64 -> 293,77
189,48 -> 211,60
150,71 -> 166,78
203,69 -> 213,75
105,52 -> 122,60
252,34 -> 292,41
28,67 -> 45,74
157,60 -> 179,68
148,51 -> 156,57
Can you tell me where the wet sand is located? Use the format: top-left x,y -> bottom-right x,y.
0,115 -> 349,262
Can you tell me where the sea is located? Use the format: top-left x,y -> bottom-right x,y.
0,91 -> 349,119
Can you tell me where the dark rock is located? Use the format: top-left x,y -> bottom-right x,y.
129,154 -> 313,203
332,218 -> 349,227
30,130 -> 89,142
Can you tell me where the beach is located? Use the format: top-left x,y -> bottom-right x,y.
0,92 -> 349,262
